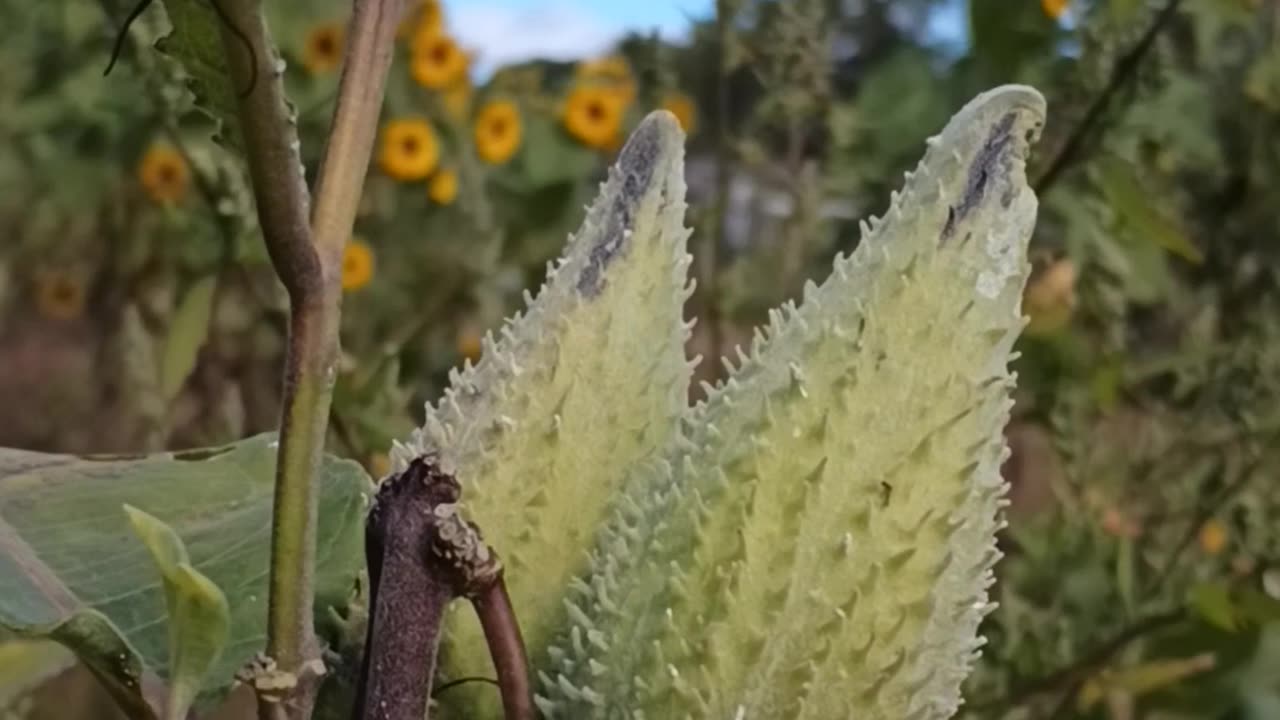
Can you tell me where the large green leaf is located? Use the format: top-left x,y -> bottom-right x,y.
0,434 -> 370,714
155,0 -> 248,151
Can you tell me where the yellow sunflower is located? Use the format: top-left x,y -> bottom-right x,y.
342,240 -> 374,291
660,93 -> 697,134
378,118 -> 439,181
428,168 -> 459,205
575,55 -> 636,106
562,87 -> 624,150
1042,0 -> 1069,19
473,101 -> 522,164
138,143 -> 190,205
399,0 -> 443,40
410,33 -> 468,90
34,270 -> 87,321
303,23 -> 344,74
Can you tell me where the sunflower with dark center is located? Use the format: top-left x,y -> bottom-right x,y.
34,270 -> 87,321
303,23 -> 344,74
473,101 -> 522,164
378,119 -> 439,181
398,0 -> 443,39
563,86 -> 623,150
574,55 -> 637,107
138,143 -> 190,205
410,33 -> 467,90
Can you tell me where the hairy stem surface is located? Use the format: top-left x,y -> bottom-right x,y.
312,0 -> 405,264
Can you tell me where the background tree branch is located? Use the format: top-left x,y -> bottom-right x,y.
1033,0 -> 1185,194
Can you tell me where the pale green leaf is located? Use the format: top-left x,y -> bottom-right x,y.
393,111 -> 694,712
539,85 -> 1045,718
124,505 -> 230,720
161,276 -> 217,403
1078,653 -> 1217,710
0,434 -> 370,715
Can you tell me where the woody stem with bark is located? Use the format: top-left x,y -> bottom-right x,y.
215,0 -> 403,717
355,459 -> 461,720
355,456 -> 533,720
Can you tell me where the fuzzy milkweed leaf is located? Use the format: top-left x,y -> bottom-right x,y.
539,85 -> 1045,718
391,111 -> 695,713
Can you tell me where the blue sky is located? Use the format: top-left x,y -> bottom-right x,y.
442,0 -> 969,77
443,0 -> 713,76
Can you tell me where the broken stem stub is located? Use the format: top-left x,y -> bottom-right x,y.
354,455 -> 532,720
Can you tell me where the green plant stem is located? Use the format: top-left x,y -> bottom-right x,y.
311,0 -> 404,264
215,0 -> 402,717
